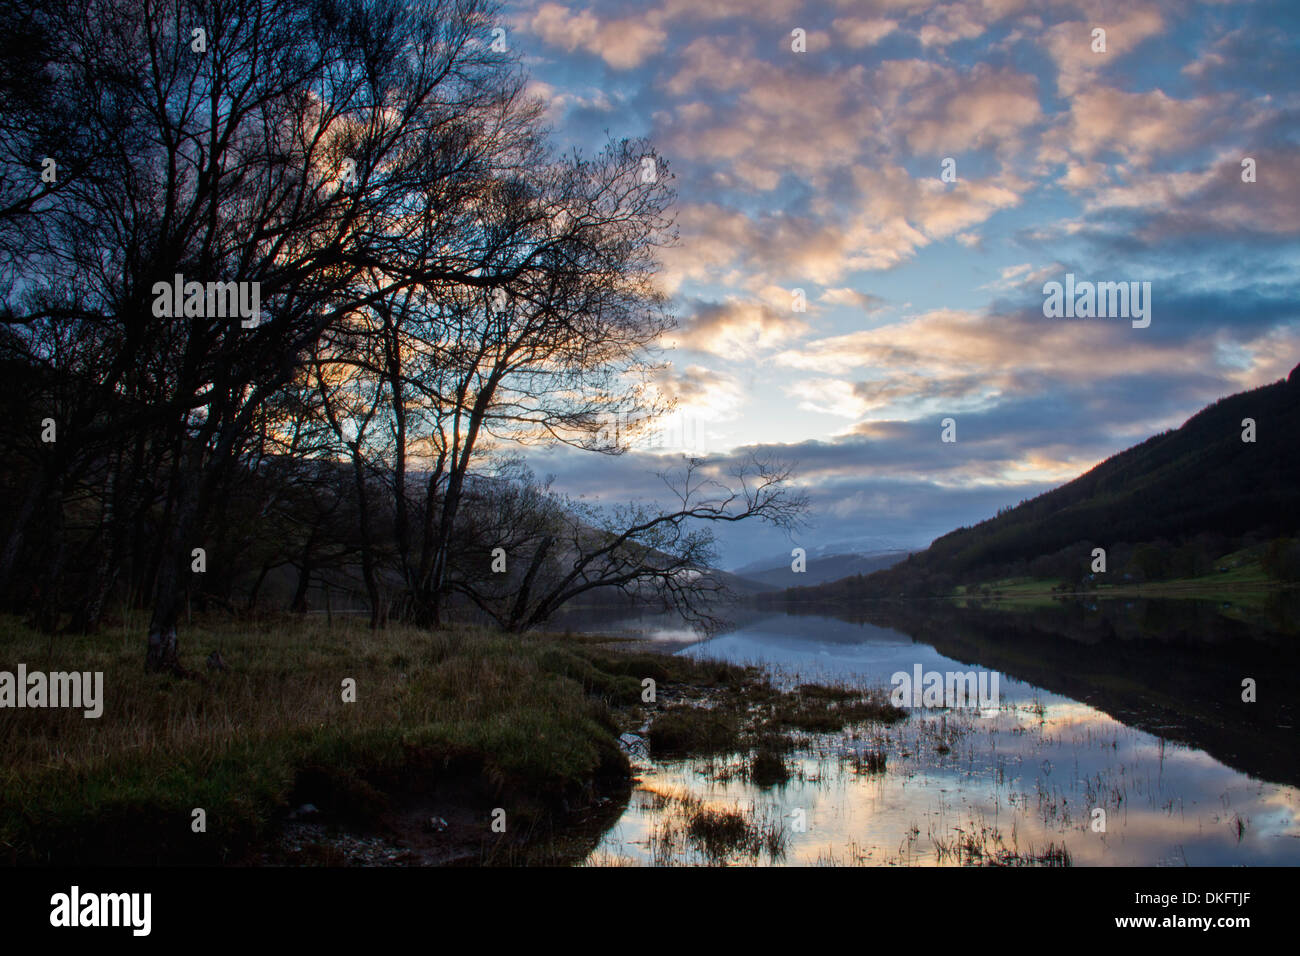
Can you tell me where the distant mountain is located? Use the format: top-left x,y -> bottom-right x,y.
736,550 -> 910,588
714,568 -> 783,594
779,363 -> 1300,600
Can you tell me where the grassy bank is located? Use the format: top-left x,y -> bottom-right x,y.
949,554 -> 1294,609
0,614 -> 716,864
0,614 -> 906,865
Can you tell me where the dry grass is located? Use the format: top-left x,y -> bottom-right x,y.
0,613 -> 650,863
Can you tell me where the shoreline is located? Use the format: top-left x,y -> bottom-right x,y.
1,614 -> 903,866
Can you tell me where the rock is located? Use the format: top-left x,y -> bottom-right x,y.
423,816 -> 449,833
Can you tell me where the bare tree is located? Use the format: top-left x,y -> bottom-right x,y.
319,137 -> 678,625
451,455 -> 808,632
1,0 -> 548,669
0,0 -> 803,656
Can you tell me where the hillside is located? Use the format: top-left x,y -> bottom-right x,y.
779,364 -> 1300,601
735,550 -> 909,588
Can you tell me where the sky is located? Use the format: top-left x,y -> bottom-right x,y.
502,0 -> 1300,571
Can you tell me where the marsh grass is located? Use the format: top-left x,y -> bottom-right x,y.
646,676 -> 907,779
647,676 -> 909,764
648,705 -> 742,755
932,822 -> 1072,867
748,747 -> 791,787
774,683 -> 908,732
851,749 -> 888,774
643,788 -> 787,865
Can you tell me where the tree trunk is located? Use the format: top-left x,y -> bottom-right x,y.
72,529 -> 117,634
145,449 -> 203,675
33,484 -> 67,633
72,467 -> 123,633
348,445 -> 383,629
508,535 -> 553,630
0,470 -> 46,602
291,557 -> 313,613
247,559 -> 274,611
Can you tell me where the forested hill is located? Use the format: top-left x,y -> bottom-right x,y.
782,363 -> 1300,600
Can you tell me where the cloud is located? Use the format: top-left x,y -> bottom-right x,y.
1086,146 -> 1300,240
664,37 -> 757,95
658,64 -> 882,189
1051,87 -> 1229,166
658,161 -> 1025,293
979,261 -> 1064,292
652,363 -> 747,419
668,298 -> 811,357
918,3 -> 995,47
1041,3 -> 1166,96
832,16 -> 899,48
784,378 -> 871,418
820,288 -> 888,311
512,0 -> 1300,567
889,63 -> 1043,155
774,295 -> 1298,418
524,2 -> 667,69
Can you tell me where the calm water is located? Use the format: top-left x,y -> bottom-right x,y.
571,599 -> 1300,866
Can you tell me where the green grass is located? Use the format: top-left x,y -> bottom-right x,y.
0,613 -> 759,865
955,577 -> 1064,596
948,557 -> 1294,609
648,705 -> 743,755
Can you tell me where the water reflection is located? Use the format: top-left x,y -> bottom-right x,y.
581,600 -> 1300,866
